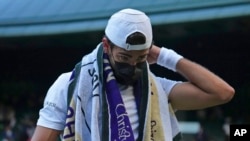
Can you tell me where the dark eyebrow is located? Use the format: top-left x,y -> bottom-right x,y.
140,54 -> 148,58
119,52 -> 149,59
118,52 -> 132,57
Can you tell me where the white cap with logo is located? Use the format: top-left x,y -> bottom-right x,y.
105,8 -> 153,50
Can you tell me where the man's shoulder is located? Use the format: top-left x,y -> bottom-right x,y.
56,72 -> 72,83
48,72 -> 73,91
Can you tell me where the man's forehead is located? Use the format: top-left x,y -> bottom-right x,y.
115,45 -> 150,53
116,49 -> 149,58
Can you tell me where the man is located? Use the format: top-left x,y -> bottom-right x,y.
31,8 -> 234,141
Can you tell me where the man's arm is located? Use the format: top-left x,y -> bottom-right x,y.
148,45 -> 235,110
31,73 -> 71,141
31,126 -> 61,141
170,58 -> 234,110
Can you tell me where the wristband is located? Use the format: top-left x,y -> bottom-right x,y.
156,47 -> 183,72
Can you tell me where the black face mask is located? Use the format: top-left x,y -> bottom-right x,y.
113,61 -> 145,85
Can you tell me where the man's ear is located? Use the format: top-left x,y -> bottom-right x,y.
102,37 -> 109,53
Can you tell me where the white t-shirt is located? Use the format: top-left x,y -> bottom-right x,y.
37,72 -> 179,139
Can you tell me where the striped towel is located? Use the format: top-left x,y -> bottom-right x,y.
62,43 -> 182,141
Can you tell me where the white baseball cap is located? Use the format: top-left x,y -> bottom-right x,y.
105,8 -> 153,50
